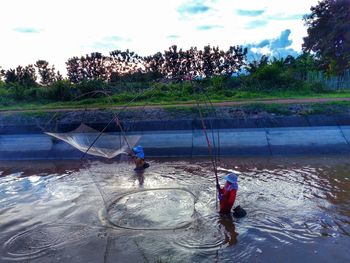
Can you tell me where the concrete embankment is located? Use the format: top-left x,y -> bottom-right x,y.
1,113 -> 350,160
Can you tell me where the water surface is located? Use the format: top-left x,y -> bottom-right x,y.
1,156 -> 350,262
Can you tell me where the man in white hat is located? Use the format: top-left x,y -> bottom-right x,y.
217,172 -> 238,214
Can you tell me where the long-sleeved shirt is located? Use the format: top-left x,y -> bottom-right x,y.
218,183 -> 237,214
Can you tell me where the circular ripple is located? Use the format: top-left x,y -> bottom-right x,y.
3,224 -> 93,261
106,188 -> 196,230
173,215 -> 226,251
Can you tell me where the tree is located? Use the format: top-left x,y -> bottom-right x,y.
143,51 -> 165,78
35,60 -> 56,85
5,65 -> 37,86
84,52 -> 109,81
303,0 -> 350,74
162,45 -> 182,78
0,67 -> 5,81
110,49 -> 143,77
246,55 -> 269,74
66,53 -> 109,83
4,69 -> 18,83
156,45 -> 247,79
56,71 -> 63,81
293,53 -> 318,80
18,65 -> 37,86
66,56 -> 81,83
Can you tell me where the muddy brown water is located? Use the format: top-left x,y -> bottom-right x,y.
0,156 -> 349,263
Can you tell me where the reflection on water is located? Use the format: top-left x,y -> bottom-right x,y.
0,156 -> 350,262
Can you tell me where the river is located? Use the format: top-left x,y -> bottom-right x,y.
1,156 -> 349,262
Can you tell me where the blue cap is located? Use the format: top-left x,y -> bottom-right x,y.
132,145 -> 144,159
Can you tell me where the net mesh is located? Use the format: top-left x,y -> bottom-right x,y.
46,123 -> 140,158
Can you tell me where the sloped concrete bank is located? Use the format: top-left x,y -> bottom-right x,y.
1,122 -> 350,160
1,110 -> 350,160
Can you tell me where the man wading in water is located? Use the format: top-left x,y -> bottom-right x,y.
217,172 -> 246,246
217,172 -> 246,217
130,145 -> 150,171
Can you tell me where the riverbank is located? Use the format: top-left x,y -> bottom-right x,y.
1,100 -> 350,133
1,101 -> 350,160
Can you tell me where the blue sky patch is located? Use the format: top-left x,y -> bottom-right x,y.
13,27 -> 39,33
105,36 -> 124,42
197,25 -> 222,30
92,35 -> 129,50
270,14 -> 304,20
236,9 -> 265,17
177,2 -> 210,15
167,35 -> 180,39
245,20 -> 268,29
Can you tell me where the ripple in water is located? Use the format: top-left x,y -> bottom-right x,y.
173,214 -> 229,251
2,224 -> 94,261
106,188 -> 195,230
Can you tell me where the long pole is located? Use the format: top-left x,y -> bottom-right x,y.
191,79 -> 219,209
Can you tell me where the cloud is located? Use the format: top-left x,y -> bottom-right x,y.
269,13 -> 304,20
236,9 -> 265,16
270,29 -> 292,49
256,39 -> 270,48
104,36 -> 124,41
245,20 -> 268,29
167,35 -> 180,39
197,25 -> 223,30
177,1 -> 211,15
245,29 -> 299,60
13,27 -> 40,33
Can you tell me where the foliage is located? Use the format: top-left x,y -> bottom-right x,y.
46,80 -> 74,101
0,67 -> 4,81
7,82 -> 27,100
110,49 -> 144,76
65,45 -> 247,83
4,65 -> 37,87
66,52 -> 110,83
75,79 -> 108,95
303,0 -> 350,74
246,55 -> 269,74
244,56 -> 301,91
35,60 -> 57,85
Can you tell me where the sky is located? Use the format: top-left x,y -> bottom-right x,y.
0,0 -> 319,75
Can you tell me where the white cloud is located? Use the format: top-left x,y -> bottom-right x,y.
0,0 -> 319,75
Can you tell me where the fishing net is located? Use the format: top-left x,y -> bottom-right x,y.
46,123 -> 141,158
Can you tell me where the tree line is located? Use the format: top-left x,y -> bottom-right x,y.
0,45 -> 247,85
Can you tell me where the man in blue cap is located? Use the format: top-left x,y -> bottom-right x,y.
131,145 -> 149,170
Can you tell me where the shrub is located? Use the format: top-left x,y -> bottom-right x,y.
0,96 -> 15,106
76,79 -> 107,95
209,75 -> 226,90
47,80 -> 74,101
8,82 -> 26,100
23,87 -> 41,100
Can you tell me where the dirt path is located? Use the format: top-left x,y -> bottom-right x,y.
1,97 -> 350,113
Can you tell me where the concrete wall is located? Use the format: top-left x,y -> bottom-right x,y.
1,126 -> 350,160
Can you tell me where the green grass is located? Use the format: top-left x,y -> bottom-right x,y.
1,87 -> 350,112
